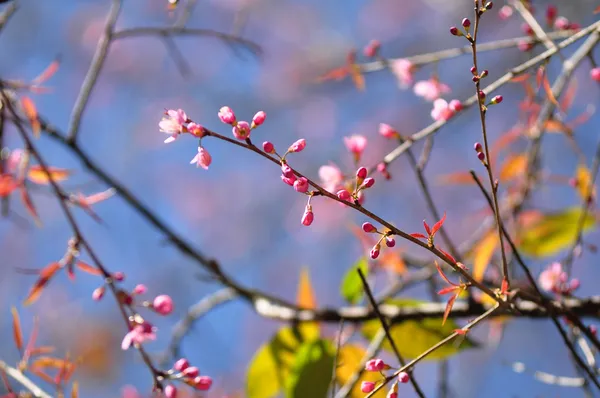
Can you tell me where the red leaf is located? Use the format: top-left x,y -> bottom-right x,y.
435,261 -> 457,287
66,263 -> 75,281
22,317 -> 39,364
442,293 -> 458,326
438,286 -> 458,295
410,233 -> 427,239
0,174 -> 18,198
439,248 -> 457,263
76,261 -> 102,276
500,278 -> 509,295
11,307 -> 23,353
542,72 -> 559,107
24,262 -> 61,305
595,5 -> 600,13
32,58 -> 60,86
431,212 -> 446,237
20,186 -> 42,227
423,220 -> 431,236
454,328 -> 468,335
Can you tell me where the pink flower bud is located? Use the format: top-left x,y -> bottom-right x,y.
190,147 -> 212,170
546,5 -> 557,24
477,152 -> 485,161
449,26 -> 462,36
591,67 -> 600,82
232,121 -> 251,140
386,237 -> 396,247
490,95 -> 503,105
470,66 -> 477,75
379,123 -> 397,139
365,359 -> 385,372
293,177 -> 309,193
377,162 -> 391,180
362,178 -> 375,188
485,2 -> 493,10
281,175 -> 296,186
187,122 -> 205,138
281,163 -> 294,178
388,393 -> 398,398
194,376 -> 213,391
554,16 -> 569,30
521,23 -> 534,36
301,205 -> 314,226
449,99 -> 463,112
462,18 -> 471,28
218,106 -> 236,125
153,295 -> 174,316
173,358 -> 189,372
252,111 -> 266,127
356,167 -> 368,179
363,40 -> 381,58
113,272 -> 125,282
478,90 -> 486,100
590,325 -> 597,336
133,284 -> 147,295
474,142 -> 482,152
183,366 -> 200,378
569,278 -> 580,291
370,245 -> 380,259
518,40 -> 533,52
361,381 -> 376,393
337,189 -> 351,201
398,372 -> 410,383
288,139 -> 307,153
92,286 -> 105,301
262,141 -> 275,153
498,5 -> 513,19
362,222 -> 377,233
164,385 -> 178,398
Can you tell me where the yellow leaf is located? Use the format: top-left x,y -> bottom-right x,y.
21,96 -> 41,138
335,344 -> 387,398
296,267 -> 316,310
518,207 -> 597,258
472,232 -> 498,282
246,326 -> 319,398
361,299 -> 476,360
575,164 -> 596,202
27,166 -> 71,185
499,154 -> 527,182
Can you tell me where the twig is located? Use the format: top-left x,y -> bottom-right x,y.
511,0 -> 559,55
357,269 -> 426,398
0,1 -> 17,34
161,288 -> 237,365
329,320 -> 345,398
66,0 -> 122,144
0,359 -> 52,398
334,328 -> 386,398
112,27 -> 262,56
510,361 -> 586,387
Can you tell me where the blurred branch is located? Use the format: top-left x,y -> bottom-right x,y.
0,360 -> 52,398
360,30 -> 575,73
66,0 -> 122,144
511,0 -> 559,54
113,26 -> 262,56
377,20 -> 600,171
161,288 -> 238,364
510,361 -> 587,388
0,1 -> 17,34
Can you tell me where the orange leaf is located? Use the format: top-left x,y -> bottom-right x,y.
378,250 -> 407,274
71,381 -> 79,398
595,5 -> 600,13
24,262 -> 61,306
472,231 -> 498,282
437,172 -> 476,185
20,186 -> 42,227
11,307 -> 23,353
21,96 -> 41,138
30,356 -> 73,371
410,233 -> 427,239
76,261 -> 102,276
0,174 -> 18,197
32,58 -> 60,86
30,346 -> 56,356
499,153 -> 527,182
542,72 -> 559,107
442,293 -> 458,326
510,74 -> 530,83
316,66 -> 349,83
27,166 -> 71,185
544,119 -> 573,135
349,63 -> 365,91
575,164 -> 597,201
560,80 -> 577,113
296,267 -> 316,309
29,369 -> 56,385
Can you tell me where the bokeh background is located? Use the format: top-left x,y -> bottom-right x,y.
0,0 -> 599,397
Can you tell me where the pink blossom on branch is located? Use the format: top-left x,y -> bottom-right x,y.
288,138 -> 306,153
190,147 -> 212,170
414,78 -> 451,102
390,59 -> 415,88
232,121 -> 251,140
431,99 -> 458,121
121,321 -> 157,350
153,294 -> 174,315
218,106 -> 236,125
344,134 -> 367,162
159,109 -> 188,144
318,164 -> 344,193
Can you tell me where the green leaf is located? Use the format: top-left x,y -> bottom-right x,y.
341,257 -> 369,304
285,339 -> 335,398
518,207 -> 597,258
246,325 -> 319,398
361,299 -> 476,361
